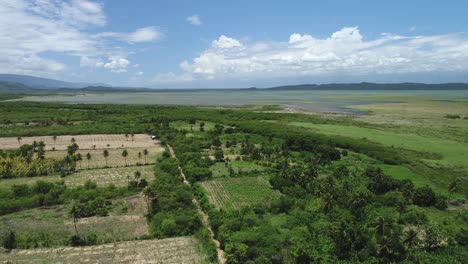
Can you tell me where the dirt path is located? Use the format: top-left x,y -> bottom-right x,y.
167,144 -> 226,264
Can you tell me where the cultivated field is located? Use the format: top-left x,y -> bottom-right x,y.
210,160 -> 268,178
201,176 -> 280,210
0,236 -> 205,264
0,165 -> 155,189
0,134 -> 159,150
0,195 -> 149,247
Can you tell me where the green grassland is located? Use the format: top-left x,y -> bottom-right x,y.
210,160 -> 268,178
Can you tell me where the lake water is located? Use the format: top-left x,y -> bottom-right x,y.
17,90 -> 468,114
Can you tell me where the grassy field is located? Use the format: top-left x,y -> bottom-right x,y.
289,122 -> 468,168
210,160 -> 268,178
0,236 -> 205,264
0,195 -> 149,247
0,165 -> 155,189
201,175 -> 280,210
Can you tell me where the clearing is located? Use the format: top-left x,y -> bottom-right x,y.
201,175 -> 280,210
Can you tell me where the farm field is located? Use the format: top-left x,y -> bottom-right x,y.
0,236 -> 205,264
201,175 -> 280,210
0,134 -> 158,150
0,165 -> 154,189
0,195 -> 149,248
46,147 -> 162,168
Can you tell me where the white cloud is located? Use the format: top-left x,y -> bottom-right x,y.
136,71 -> 143,76
97,26 -> 163,43
176,27 -> 468,82
212,35 -> 243,49
0,0 -> 159,76
104,56 -> 130,73
186,14 -> 203,26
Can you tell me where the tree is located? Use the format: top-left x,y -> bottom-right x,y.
2,230 -> 16,249
413,186 -> 436,207
122,149 -> 128,166
125,133 -> 129,141
17,136 -> 22,147
67,143 -> 79,156
131,133 -> 135,141
448,181 -> 458,202
76,153 -> 82,169
199,122 -> 205,132
143,149 -> 149,164
138,152 -> 142,164
134,171 -> 141,181
71,137 -> 76,144
103,150 -> 109,167
52,135 -> 57,149
86,152 -> 92,169
403,227 -> 419,249
69,202 -> 80,236
37,141 -> 46,160
214,148 -> 224,161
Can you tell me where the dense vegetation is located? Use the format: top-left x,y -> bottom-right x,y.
0,101 -> 466,263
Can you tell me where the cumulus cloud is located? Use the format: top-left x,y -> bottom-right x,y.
0,0 -> 159,76
104,56 -> 130,73
176,27 -> 468,81
212,35 -> 243,49
186,15 -> 202,26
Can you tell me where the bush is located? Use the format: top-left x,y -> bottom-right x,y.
413,186 -> 436,207
2,231 -> 16,249
455,229 -> 468,246
445,114 -> 461,119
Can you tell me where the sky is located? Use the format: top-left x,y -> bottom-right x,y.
1,0 -> 468,88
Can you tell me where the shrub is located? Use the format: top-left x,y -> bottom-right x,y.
2,231 -> 16,249
413,186 -> 436,207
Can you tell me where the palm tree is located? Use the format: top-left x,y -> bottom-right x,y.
52,135 -> 57,149
143,149 -> 148,164
134,171 -> 141,181
76,153 -> 82,169
372,216 -> 392,237
131,133 -> 135,141
103,150 -> 109,167
122,149 -> 128,166
71,137 -> 76,144
124,133 -> 129,141
403,227 -> 419,249
86,152 -> 92,169
69,201 -> 80,236
17,136 -> 22,147
138,152 -> 142,164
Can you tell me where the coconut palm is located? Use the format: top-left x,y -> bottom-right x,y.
52,135 -> 57,149
403,227 -> 419,249
69,201 -> 80,236
86,152 -> 92,169
143,149 -> 148,164
131,133 -> 135,141
138,152 -> 142,164
17,137 -> 22,147
134,171 -> 141,181
103,150 -> 109,167
76,153 -> 82,169
122,149 -> 128,166
124,133 -> 129,141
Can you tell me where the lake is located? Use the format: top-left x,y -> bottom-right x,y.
17,90 -> 468,114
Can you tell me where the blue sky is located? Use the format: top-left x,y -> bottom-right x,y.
1,0 -> 468,88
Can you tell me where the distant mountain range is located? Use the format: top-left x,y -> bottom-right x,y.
0,74 -> 109,89
1,74 -> 468,94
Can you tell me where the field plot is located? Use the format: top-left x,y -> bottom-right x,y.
201,176 -> 280,210
0,166 -> 155,189
0,134 -> 158,150
0,236 -> 204,264
47,147 -> 163,168
0,195 -> 149,247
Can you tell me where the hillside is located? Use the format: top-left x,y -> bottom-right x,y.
0,74 -> 109,89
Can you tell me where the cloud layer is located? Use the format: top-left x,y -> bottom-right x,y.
0,0 -> 160,76
172,27 -> 468,83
